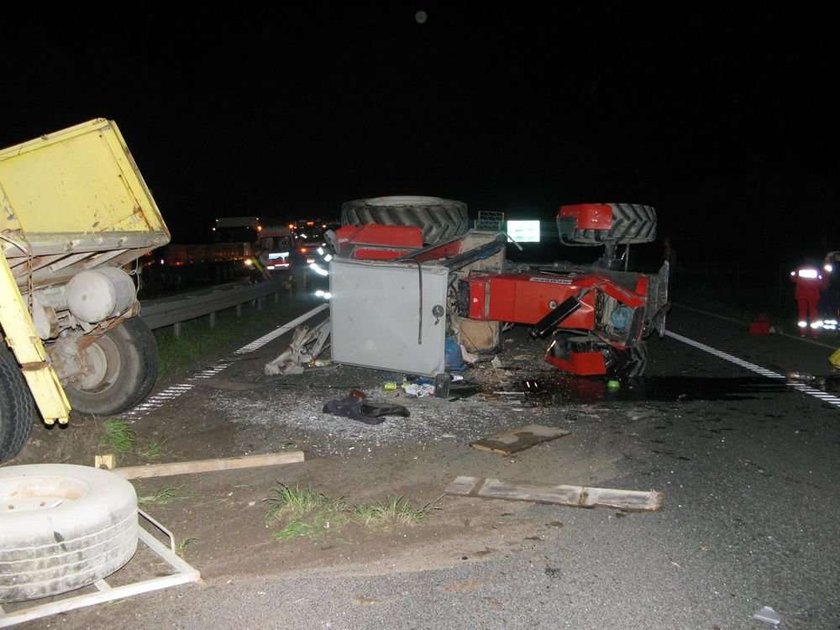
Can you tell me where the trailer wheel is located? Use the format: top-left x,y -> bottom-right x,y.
340,196 -> 469,245
560,203 -> 657,245
63,317 -> 158,416
0,344 -> 35,463
0,464 -> 138,602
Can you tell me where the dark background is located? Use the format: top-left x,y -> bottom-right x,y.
2,4 -> 838,294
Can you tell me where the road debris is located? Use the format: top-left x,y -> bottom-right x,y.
322,396 -> 410,424
445,476 -> 664,511
469,424 -> 570,455
751,606 -> 781,626
96,451 -> 305,479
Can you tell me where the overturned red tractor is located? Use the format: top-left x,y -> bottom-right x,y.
320,196 -> 668,379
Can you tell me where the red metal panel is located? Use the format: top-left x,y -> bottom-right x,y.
467,273 -> 595,328
544,349 -> 606,375
557,203 -> 613,230
335,224 -> 424,248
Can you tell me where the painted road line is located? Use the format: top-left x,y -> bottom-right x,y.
124,307 -> 329,418
666,330 -> 840,409
235,303 -> 329,354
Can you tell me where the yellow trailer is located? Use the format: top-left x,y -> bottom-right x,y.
0,118 -> 170,461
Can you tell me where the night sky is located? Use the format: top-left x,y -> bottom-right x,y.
2,4 -> 838,269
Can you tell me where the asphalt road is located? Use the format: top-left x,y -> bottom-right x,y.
20,302 -> 840,630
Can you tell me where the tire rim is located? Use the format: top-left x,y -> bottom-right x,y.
75,336 -> 122,392
1,476 -> 88,513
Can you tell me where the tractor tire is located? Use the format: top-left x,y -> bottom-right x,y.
340,196 -> 469,245
605,341 -> 648,378
62,317 -> 158,416
0,464 -> 138,602
564,203 -> 657,245
0,344 -> 35,463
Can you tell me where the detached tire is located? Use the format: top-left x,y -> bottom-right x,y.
0,464 -> 138,602
62,317 -> 158,416
0,344 -> 35,463
340,196 -> 469,245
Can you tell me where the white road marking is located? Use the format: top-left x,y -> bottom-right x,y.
665,330 -> 840,409
123,306 -> 328,418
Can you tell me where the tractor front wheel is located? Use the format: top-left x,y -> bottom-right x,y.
605,342 -> 648,378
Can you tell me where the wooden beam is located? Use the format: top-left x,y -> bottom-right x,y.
469,424 -> 570,455
445,476 -> 664,511
100,451 -> 305,480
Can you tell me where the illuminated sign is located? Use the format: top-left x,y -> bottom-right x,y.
507,220 -> 541,243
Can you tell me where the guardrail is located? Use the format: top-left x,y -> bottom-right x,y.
139,278 -> 292,336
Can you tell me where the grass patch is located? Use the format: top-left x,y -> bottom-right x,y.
138,486 -> 181,506
175,537 -> 198,557
264,483 -> 432,541
352,496 -> 428,527
153,290 -> 314,382
264,483 -> 349,540
137,437 -> 167,462
100,419 -> 136,454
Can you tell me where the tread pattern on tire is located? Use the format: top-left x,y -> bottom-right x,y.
340,196 -> 469,245
562,203 -> 657,245
0,464 -> 139,602
0,344 -> 35,463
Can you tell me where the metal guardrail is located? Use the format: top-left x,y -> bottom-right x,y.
138,278 -> 291,333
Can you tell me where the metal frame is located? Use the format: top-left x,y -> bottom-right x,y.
0,510 -> 201,628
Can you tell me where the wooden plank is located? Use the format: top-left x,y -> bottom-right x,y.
106,451 -> 305,480
445,476 -> 664,511
469,424 -> 570,455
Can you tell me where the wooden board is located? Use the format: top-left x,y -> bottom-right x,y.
101,451 -> 305,480
469,424 -> 570,455
445,476 -> 664,511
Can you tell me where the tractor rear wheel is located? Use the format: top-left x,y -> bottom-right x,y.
340,196 -> 469,245
62,317 -> 158,416
0,344 -> 35,463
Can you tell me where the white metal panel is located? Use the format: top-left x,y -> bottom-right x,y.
329,259 -> 449,376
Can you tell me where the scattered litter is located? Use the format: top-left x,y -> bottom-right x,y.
445,476 -> 664,511
751,606 -> 781,626
607,379 -> 621,390
460,345 -> 479,364
523,379 -> 546,394
447,382 -> 480,400
403,383 -> 436,398
470,424 -> 570,455
348,389 -> 367,400
491,355 -> 504,368
322,396 -> 410,425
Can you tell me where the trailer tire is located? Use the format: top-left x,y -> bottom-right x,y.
63,317 -> 158,416
0,344 -> 35,463
0,464 -> 138,602
340,196 -> 469,245
561,203 -> 657,245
